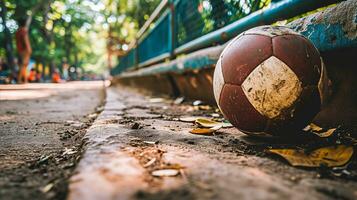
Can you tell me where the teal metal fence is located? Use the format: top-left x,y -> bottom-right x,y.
111,0 -> 342,76
175,0 -> 269,47
112,49 -> 136,75
138,10 -> 171,65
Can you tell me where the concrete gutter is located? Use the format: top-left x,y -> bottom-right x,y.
67,90 -> 148,200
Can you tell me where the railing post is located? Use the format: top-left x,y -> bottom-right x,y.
169,0 -> 176,59
134,41 -> 139,69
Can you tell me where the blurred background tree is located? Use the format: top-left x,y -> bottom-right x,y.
0,0 -> 160,79
102,0 -> 160,68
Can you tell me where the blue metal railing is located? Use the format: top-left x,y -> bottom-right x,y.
111,49 -> 136,74
111,0 -> 342,76
138,11 -> 171,65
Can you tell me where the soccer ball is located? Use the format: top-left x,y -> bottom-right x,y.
213,25 -> 328,136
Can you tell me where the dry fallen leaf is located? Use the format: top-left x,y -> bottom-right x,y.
304,123 -> 336,138
269,145 -> 353,167
151,169 -> 180,177
308,123 -> 323,132
195,118 -> 233,128
195,118 -> 221,128
179,116 -> 203,123
189,125 -> 222,135
190,128 -> 215,135
313,128 -> 337,138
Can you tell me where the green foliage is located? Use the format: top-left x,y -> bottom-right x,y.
0,0 -> 161,73
0,0 -> 104,73
103,0 -> 160,44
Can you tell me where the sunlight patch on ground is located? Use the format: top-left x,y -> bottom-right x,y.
0,90 -> 54,100
0,81 -> 106,100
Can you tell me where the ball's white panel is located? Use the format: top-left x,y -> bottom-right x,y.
213,58 -> 224,105
241,56 -> 303,119
244,25 -> 300,37
318,58 -> 329,107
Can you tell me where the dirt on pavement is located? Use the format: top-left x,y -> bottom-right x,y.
68,85 -> 357,200
1,81 -> 356,200
0,81 -> 105,200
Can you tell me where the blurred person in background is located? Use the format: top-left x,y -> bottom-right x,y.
28,68 -> 37,82
35,69 -> 42,82
15,18 -> 32,84
52,68 -> 61,83
62,58 -> 69,81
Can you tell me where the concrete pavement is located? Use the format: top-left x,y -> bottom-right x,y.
0,81 -> 104,200
68,85 -> 357,200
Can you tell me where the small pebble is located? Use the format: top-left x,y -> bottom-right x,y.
131,122 -> 140,129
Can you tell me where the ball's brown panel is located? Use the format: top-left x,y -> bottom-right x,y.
272,35 -> 321,86
219,84 -> 267,132
266,86 -> 321,135
290,86 -> 321,126
221,34 -> 273,85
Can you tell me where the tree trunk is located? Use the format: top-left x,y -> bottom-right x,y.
50,61 -> 55,77
0,0 -> 15,74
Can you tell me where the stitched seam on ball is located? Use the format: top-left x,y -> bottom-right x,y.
295,34 -> 321,56
224,55 -> 272,86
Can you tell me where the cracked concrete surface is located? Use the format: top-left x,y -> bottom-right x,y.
68,85 -> 357,200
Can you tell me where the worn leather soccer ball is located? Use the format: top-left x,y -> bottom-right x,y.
213,25 -> 328,136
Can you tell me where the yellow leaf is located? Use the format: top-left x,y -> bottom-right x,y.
195,118 -> 220,127
195,118 -> 233,128
304,123 -> 336,138
179,116 -> 202,122
309,123 -> 323,132
189,128 -> 215,135
269,145 -> 353,167
313,128 -> 336,138
189,125 -> 222,135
